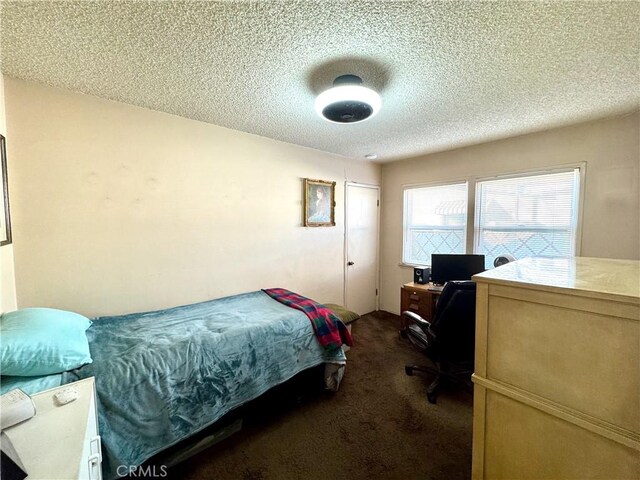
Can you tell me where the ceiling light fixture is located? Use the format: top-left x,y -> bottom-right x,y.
315,75 -> 381,124
364,153 -> 378,160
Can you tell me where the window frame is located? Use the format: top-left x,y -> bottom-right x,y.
401,163 -> 586,267
402,179 -> 469,267
473,165 -> 585,259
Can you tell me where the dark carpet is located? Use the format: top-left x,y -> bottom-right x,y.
170,311 -> 472,480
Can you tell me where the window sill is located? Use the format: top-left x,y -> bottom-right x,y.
398,262 -> 429,269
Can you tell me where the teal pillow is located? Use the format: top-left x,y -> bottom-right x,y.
1,308 -> 93,376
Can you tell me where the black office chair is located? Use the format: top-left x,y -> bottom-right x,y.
403,280 -> 477,404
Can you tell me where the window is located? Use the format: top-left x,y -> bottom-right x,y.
403,183 -> 468,265
474,169 -> 581,266
402,166 -> 583,268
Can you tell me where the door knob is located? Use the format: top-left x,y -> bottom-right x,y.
347,261 -> 354,266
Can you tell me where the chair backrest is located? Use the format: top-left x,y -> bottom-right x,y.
429,280 -> 477,362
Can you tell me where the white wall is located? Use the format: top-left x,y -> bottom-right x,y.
0,74 -> 18,313
380,112 -> 640,314
4,78 -> 380,317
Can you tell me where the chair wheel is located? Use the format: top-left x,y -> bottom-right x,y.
405,366 -> 413,376
427,392 -> 437,404
399,329 -> 408,339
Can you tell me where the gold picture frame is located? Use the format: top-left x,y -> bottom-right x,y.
303,178 -> 336,227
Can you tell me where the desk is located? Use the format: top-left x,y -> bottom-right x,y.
400,282 -> 442,332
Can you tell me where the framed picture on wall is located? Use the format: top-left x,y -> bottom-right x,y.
303,178 -> 336,227
1,134 -> 11,246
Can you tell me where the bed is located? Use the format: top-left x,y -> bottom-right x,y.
1,290 -> 349,479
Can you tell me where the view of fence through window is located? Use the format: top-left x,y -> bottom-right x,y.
404,183 -> 468,264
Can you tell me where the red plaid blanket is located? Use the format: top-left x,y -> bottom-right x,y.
263,288 -> 353,350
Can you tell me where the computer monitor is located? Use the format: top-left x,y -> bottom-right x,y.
431,254 -> 486,285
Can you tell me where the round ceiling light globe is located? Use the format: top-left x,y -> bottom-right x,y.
315,84 -> 382,124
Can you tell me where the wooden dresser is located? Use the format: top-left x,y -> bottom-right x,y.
471,257 -> 639,479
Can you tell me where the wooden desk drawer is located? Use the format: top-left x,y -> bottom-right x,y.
408,292 -> 421,302
402,288 -> 432,304
400,286 -> 438,330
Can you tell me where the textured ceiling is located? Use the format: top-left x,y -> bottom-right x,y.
1,1 -> 638,162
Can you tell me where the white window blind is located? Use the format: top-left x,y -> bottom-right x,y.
403,183 -> 468,265
474,169 -> 580,266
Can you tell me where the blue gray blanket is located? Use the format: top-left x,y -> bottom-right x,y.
63,291 -> 345,479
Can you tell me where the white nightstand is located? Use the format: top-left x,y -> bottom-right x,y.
3,377 -> 102,480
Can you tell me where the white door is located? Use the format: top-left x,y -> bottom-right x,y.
345,183 -> 380,315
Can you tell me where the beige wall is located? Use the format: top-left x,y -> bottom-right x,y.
0,74 -> 18,313
380,112 -> 640,313
4,78 -> 380,317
